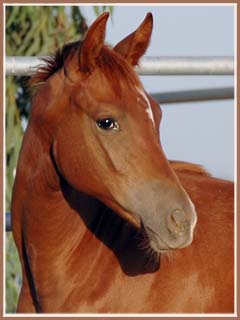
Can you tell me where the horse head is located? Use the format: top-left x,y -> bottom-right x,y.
32,12 -> 197,253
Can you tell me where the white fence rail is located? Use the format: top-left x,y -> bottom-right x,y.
137,56 -> 234,75
5,56 -> 234,76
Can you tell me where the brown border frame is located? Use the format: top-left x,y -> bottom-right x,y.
1,2 -> 238,320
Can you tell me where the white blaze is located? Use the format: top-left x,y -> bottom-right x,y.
136,87 -> 155,127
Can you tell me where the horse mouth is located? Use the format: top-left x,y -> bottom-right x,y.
143,225 -> 171,253
142,223 -> 194,253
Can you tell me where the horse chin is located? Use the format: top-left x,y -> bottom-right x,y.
148,240 -> 170,254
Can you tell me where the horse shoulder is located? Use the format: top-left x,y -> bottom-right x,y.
167,160 -> 234,312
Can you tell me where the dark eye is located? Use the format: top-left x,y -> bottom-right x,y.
96,118 -> 119,131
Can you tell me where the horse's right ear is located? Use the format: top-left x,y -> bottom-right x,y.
79,12 -> 109,73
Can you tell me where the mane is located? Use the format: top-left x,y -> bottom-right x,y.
29,41 -> 140,94
29,41 -> 81,91
170,161 -> 211,177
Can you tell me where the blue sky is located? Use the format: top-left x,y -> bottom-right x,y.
81,5 -> 235,180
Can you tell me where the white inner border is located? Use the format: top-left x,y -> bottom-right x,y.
3,2 -> 237,318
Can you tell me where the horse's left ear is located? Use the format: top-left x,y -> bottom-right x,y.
114,13 -> 153,66
79,12 -> 109,72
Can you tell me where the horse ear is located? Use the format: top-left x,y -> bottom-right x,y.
79,12 -> 109,72
114,13 -> 153,66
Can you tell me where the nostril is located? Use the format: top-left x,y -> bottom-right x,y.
167,210 -> 187,235
171,210 -> 186,227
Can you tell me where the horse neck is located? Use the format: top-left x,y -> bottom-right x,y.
14,116 -> 82,251
17,124 -> 158,276
16,118 -> 109,251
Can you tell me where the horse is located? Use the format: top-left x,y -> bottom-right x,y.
11,12 -> 234,313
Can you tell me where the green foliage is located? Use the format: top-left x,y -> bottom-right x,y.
93,5 -> 114,18
5,232 -> 22,313
5,6 -> 88,56
5,5 -> 113,313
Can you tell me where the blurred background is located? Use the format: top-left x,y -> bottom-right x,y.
5,5 -> 235,313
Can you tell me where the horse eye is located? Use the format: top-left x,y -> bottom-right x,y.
96,118 -> 119,131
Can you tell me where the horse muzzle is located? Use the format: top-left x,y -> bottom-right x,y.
144,206 -> 197,252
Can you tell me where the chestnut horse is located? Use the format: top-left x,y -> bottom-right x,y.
11,12 -> 234,313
